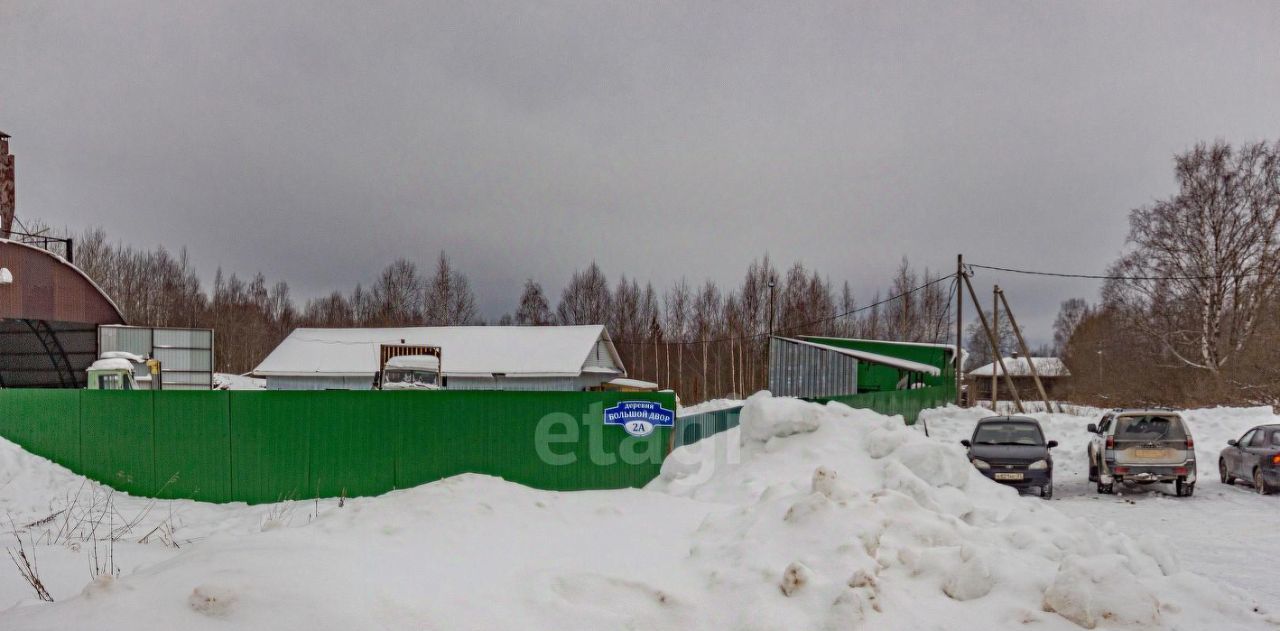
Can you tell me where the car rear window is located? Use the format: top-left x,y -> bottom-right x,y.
973,422 -> 1044,446
1114,415 -> 1187,441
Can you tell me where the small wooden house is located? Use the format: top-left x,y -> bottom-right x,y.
967,355 -> 1070,402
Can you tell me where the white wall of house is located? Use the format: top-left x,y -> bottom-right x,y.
266,375 -> 377,390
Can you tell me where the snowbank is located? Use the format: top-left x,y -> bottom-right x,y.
920,403 -> 1280,607
0,395 -> 1274,629
652,395 -> 1272,629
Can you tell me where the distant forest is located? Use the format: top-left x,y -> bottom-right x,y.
46,223 -> 954,402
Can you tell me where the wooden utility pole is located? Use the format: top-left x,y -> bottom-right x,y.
961,274 -> 1024,413
956,255 -> 964,406
997,287 -> 1055,413
992,285 -> 1000,410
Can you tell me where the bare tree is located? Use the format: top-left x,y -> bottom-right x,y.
350,284 -> 376,326
1052,298 -> 1091,355
369,259 -> 423,325
691,280 -> 724,399
859,291 -> 883,339
609,276 -> 645,341
515,279 -> 554,325
663,279 -> 692,346
835,281 -> 857,337
303,292 -> 355,327
963,312 -> 1019,370
887,257 -> 919,341
424,251 -> 479,325
557,262 -> 612,325
1104,140 -> 1280,373
917,269 -> 949,343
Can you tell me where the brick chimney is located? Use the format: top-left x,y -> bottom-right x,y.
0,131 -> 13,239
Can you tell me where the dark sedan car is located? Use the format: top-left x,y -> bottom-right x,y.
962,416 -> 1058,498
1219,424 -> 1280,495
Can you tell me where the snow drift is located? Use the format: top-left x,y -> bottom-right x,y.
1,394 -> 1274,629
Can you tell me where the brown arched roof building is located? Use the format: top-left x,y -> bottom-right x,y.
0,239 -> 126,388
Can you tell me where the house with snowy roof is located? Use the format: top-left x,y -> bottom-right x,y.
252,325 -> 642,391
967,354 -> 1070,402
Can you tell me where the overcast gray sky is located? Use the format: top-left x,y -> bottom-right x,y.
2,1 -> 1278,342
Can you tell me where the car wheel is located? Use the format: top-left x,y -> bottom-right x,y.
1040,482 -> 1053,500
1219,459 -> 1232,485
1176,479 -> 1194,497
1255,469 -> 1272,495
1097,479 -> 1113,495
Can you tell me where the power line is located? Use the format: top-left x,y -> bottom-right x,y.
615,273 -> 957,347
966,262 -> 1272,282
929,276 -> 957,346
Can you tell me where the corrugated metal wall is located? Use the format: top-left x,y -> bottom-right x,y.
0,389 -> 675,504
98,325 -> 215,390
767,337 -> 858,398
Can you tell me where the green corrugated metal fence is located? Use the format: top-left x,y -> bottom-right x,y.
808,384 -> 955,424
674,384 -> 955,449
0,389 -> 81,468
0,389 -> 675,504
674,407 -> 742,449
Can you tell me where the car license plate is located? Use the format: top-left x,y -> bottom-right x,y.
994,472 -> 1024,481
1135,449 -> 1167,459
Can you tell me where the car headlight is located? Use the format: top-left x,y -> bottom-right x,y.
1028,459 -> 1048,470
971,458 -> 991,470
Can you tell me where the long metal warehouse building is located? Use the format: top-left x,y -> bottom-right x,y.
253,325 -> 632,391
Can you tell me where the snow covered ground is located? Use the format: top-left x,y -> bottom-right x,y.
922,404 -> 1280,608
0,395 -> 1276,629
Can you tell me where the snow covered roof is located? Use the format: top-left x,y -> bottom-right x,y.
811,337 -> 959,354
606,377 -> 658,389
384,355 -> 440,371
798,336 -> 969,369
253,325 -> 623,378
968,357 -> 1070,378
774,337 -> 941,376
101,351 -> 146,363
88,358 -> 136,372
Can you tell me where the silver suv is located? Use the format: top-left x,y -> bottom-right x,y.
1087,410 -> 1197,496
